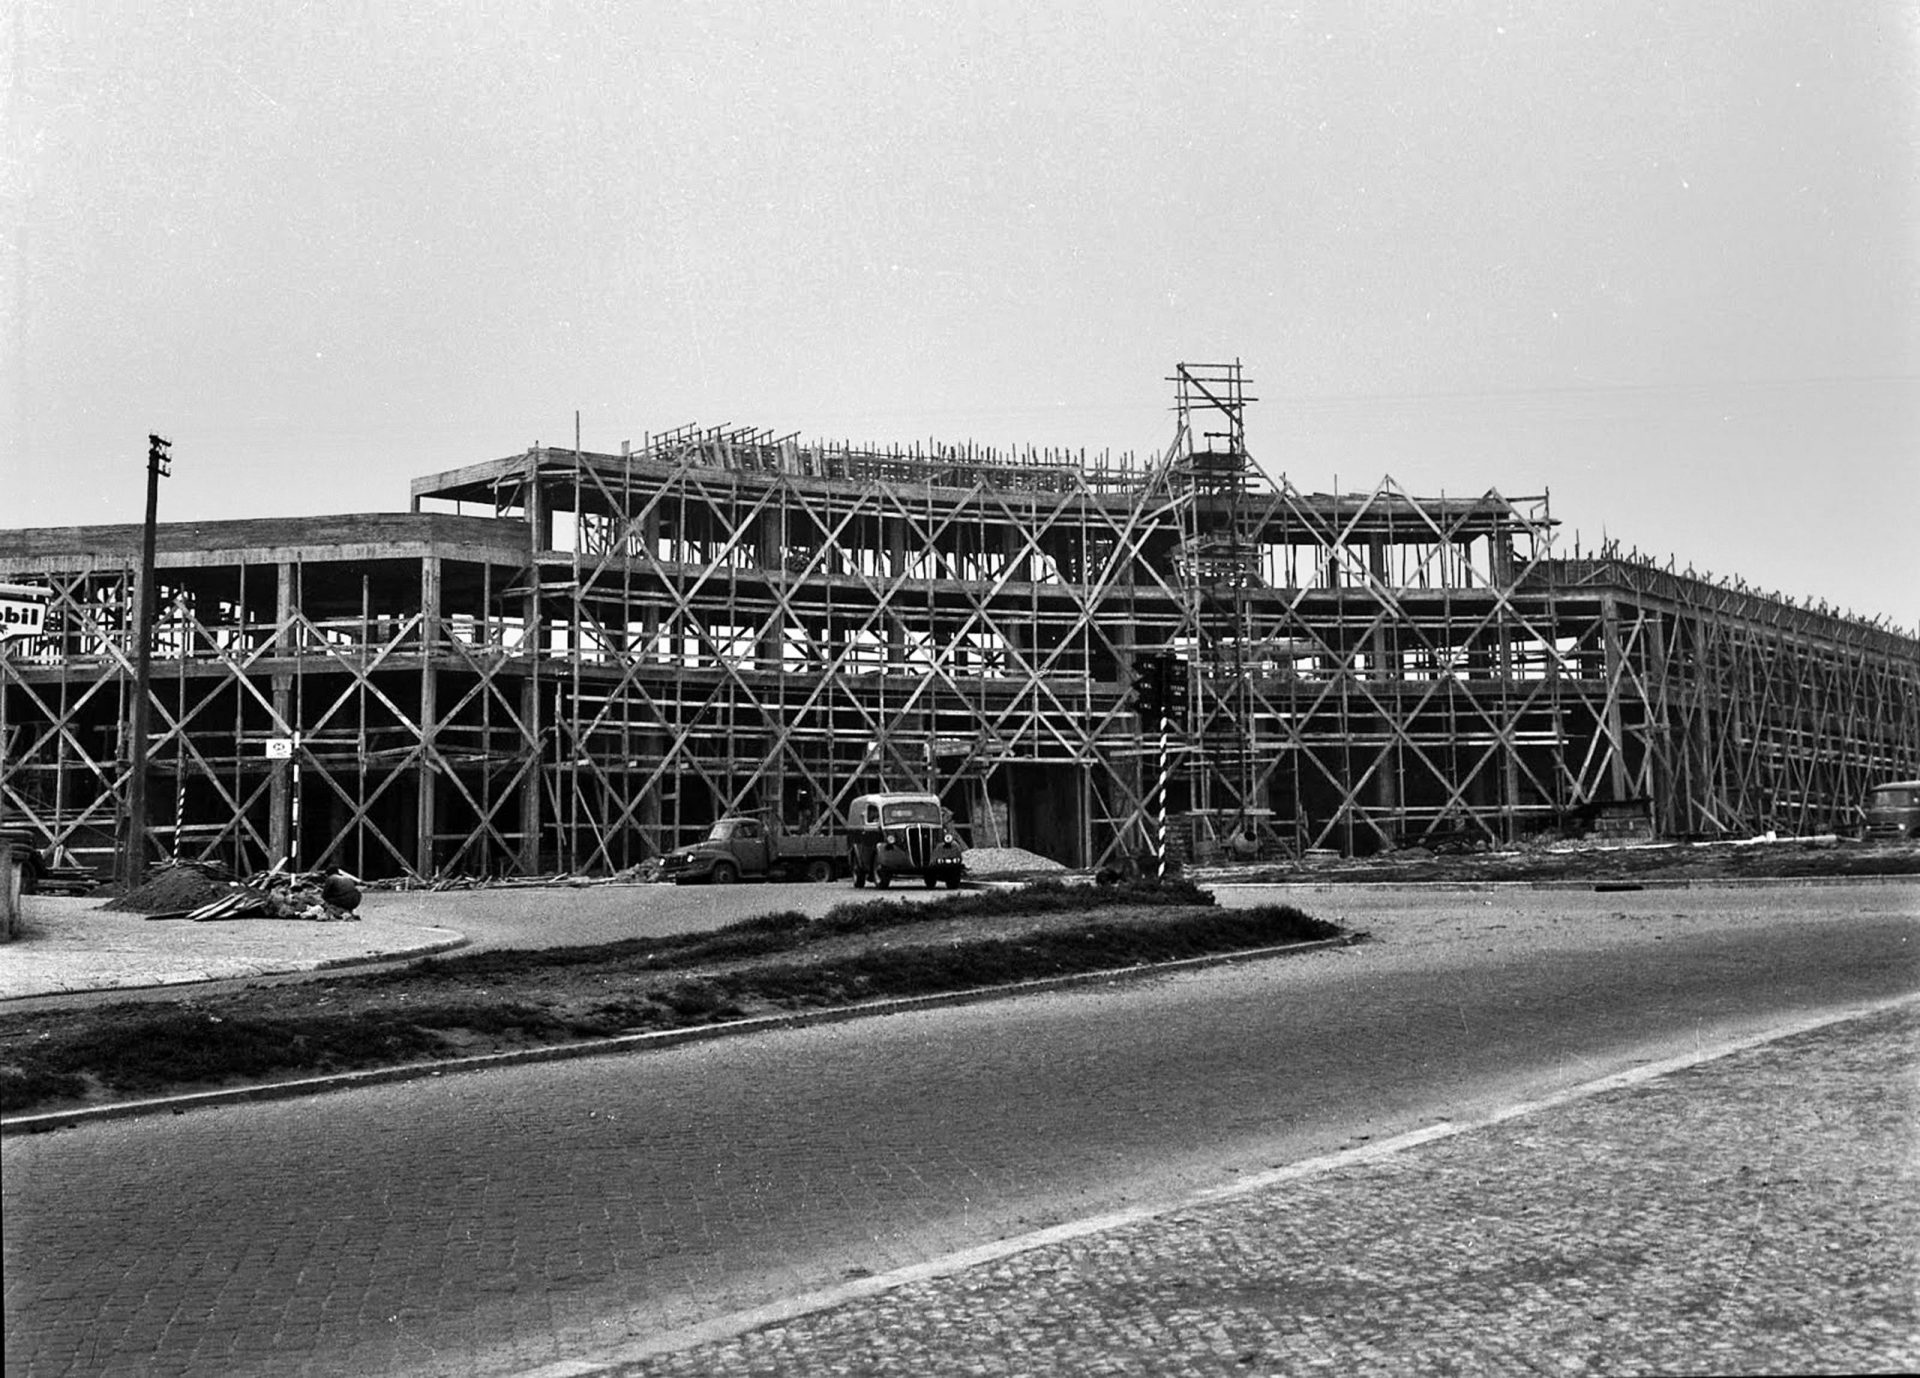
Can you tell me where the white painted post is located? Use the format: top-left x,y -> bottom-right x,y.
1156,712 -> 1170,880
290,743 -> 302,872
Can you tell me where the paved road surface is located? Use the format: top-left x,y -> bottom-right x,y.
616,1000 -> 1920,1376
3,882 -> 1915,1375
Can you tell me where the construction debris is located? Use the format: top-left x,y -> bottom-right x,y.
109,863 -> 365,923
102,865 -> 232,915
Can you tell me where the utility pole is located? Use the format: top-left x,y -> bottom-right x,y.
119,434 -> 170,891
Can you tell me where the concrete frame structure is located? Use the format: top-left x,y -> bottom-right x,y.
5,367 -> 1918,880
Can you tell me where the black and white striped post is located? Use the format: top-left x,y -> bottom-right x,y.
1128,650 -> 1183,879
290,736 -> 303,872
1155,709 -> 1171,880
173,747 -> 186,861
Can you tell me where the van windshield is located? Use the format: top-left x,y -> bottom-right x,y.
881,801 -> 942,825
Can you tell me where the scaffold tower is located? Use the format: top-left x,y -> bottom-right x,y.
1167,360 -> 1268,852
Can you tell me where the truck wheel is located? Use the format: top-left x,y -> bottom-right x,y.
853,867 -> 867,889
804,859 -> 834,884
923,873 -> 938,889
874,870 -> 892,890
709,860 -> 739,885
946,875 -> 963,890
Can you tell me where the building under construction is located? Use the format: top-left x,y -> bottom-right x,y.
5,364 -> 1918,882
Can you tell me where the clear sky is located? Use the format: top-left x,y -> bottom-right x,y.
5,1 -> 1916,628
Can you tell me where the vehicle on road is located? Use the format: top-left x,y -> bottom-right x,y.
848,792 -> 967,890
660,817 -> 847,885
1862,780 -> 1920,841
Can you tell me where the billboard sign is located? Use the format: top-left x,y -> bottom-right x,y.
0,583 -> 50,642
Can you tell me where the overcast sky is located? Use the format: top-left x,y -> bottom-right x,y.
5,1 -> 1916,627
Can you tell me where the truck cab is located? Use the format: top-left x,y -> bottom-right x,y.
709,818 -> 774,877
847,792 -> 967,890
1863,780 -> 1920,841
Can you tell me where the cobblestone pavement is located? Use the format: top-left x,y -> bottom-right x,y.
2,886 -> 1912,1376
597,1000 -> 1920,1377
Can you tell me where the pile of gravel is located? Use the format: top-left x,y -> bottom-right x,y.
100,866 -> 234,914
963,846 -> 1069,876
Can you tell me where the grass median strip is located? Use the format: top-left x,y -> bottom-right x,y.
0,879 -> 1346,1116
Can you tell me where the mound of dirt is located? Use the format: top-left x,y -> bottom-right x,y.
964,846 -> 1069,876
100,867 -> 234,915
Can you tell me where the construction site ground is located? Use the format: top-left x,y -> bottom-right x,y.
1,829 -> 1913,1128
1192,834 -> 1920,886
0,896 -> 465,1002
5,876 -> 1914,1376
0,879 -> 1343,1119
4,837 -> 1915,1008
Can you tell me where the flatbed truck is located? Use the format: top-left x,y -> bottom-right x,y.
659,817 -> 847,885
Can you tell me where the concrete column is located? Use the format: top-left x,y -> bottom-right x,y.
887,518 -> 907,669
1600,595 -> 1632,802
634,501 -> 663,858
269,561 -> 294,865
1643,612 -> 1674,835
758,499 -> 784,670
416,555 -> 441,878
526,451 -> 555,552
518,674 -> 543,874
1002,521 -> 1027,583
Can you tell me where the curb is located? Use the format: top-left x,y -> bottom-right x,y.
1528,875 -> 1920,891
1205,875 -> 1919,893
312,931 -> 471,969
0,934 -> 1360,1136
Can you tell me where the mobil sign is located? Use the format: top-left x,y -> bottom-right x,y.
0,583 -> 51,641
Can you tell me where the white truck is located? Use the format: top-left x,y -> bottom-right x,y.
846,792 -> 967,890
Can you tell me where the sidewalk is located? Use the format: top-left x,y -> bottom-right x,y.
0,894 -> 464,1000
580,1000 -> 1920,1377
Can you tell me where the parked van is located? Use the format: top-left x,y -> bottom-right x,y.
1862,780 -> 1920,841
846,792 -> 967,889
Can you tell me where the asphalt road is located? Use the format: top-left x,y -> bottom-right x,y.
3,881 -> 1915,1377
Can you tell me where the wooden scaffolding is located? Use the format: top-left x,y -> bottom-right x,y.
5,375 -> 1917,879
